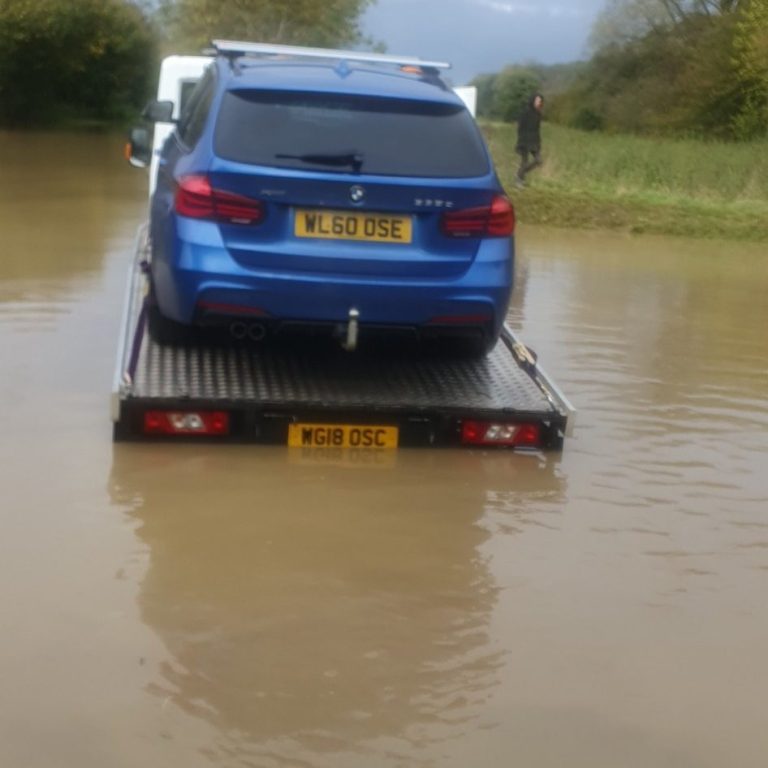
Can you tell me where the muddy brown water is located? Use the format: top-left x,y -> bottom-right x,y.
1,132 -> 767,767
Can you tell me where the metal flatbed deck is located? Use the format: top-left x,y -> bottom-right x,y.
112,227 -> 574,449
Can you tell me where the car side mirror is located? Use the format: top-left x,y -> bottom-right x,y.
142,99 -> 175,123
125,126 -> 151,168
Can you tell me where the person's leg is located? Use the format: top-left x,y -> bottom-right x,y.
516,150 -> 529,185
519,150 -> 542,181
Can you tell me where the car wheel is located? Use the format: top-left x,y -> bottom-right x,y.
456,332 -> 498,358
420,329 -> 499,359
147,301 -> 192,346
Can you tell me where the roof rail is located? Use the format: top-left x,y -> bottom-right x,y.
211,40 -> 451,71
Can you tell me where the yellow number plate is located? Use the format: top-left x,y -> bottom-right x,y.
288,423 -> 399,449
295,209 -> 412,244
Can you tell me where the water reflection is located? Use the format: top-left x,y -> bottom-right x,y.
0,132 -> 145,308
3,130 -> 768,766
514,226 -> 768,516
110,446 -> 565,765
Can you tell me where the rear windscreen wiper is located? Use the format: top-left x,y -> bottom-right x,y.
275,152 -> 364,172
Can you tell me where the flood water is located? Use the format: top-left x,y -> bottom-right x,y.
1,132 -> 767,768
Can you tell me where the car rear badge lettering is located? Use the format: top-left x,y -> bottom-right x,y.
415,198 -> 454,208
350,185 -> 365,203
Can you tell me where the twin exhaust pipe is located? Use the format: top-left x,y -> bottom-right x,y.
229,321 -> 266,341
228,307 -> 359,350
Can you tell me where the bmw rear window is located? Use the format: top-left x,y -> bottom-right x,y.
214,90 -> 490,178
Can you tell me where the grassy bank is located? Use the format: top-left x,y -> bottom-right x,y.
482,122 -> 768,241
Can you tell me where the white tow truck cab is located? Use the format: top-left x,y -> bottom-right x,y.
147,55 -> 212,196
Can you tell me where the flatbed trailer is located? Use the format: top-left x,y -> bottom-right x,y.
111,226 -> 574,450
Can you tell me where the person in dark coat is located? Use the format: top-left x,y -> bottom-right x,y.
515,93 -> 544,187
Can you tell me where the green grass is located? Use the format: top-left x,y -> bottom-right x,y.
481,121 -> 768,241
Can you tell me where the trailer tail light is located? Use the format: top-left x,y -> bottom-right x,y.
441,195 -> 515,238
143,410 -> 230,436
175,175 -> 265,225
461,421 -> 540,448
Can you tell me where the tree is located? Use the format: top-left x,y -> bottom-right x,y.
590,0 -> 748,46
589,0 -> 670,47
731,0 -> 768,138
568,0 -> 764,138
159,0 -> 375,52
490,67 -> 540,123
470,73 -> 497,118
0,0 -> 155,127
657,0 -> 748,20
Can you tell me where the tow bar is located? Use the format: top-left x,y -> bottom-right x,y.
341,307 -> 360,352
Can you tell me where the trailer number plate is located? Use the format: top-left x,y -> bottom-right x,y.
288,423 -> 399,449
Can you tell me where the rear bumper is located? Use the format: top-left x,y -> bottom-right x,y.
152,220 -> 514,335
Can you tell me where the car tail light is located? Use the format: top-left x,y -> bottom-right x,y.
175,175 -> 264,225
461,421 -> 540,448
143,410 -> 230,436
196,300 -> 268,317
441,195 -> 515,238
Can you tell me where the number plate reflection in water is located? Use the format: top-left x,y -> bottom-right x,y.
288,423 -> 399,449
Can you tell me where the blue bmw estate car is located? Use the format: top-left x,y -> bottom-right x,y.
148,43 -> 515,355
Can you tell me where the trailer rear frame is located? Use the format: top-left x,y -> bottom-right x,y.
112,226 -> 575,450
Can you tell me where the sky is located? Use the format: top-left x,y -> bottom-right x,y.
361,0 -> 607,84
